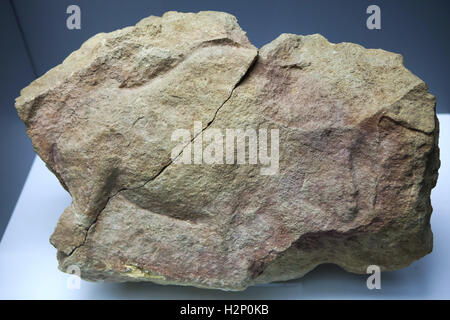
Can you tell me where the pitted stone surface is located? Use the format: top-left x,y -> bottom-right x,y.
16,11 -> 439,290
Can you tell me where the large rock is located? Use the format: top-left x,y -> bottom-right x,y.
15,11 -> 439,290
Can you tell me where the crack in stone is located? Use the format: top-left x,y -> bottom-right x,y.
63,52 -> 259,259
380,115 -> 433,136
135,52 -> 258,190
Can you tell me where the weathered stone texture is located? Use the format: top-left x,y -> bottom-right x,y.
16,11 -> 439,290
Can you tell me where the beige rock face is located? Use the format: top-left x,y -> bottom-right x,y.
15,11 -> 439,290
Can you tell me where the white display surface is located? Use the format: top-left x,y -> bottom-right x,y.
1,115 -> 449,300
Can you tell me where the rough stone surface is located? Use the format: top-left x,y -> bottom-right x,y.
15,11 -> 439,290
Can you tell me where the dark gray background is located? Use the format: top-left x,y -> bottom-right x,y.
1,0 -> 449,239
